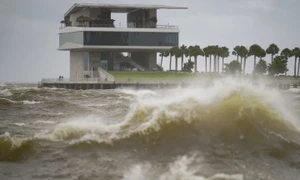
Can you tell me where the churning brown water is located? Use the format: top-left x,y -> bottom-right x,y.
0,78 -> 300,180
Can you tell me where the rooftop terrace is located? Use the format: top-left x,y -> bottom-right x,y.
65,3 -> 188,17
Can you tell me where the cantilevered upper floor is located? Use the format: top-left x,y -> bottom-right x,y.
60,3 -> 187,28
58,3 -> 187,51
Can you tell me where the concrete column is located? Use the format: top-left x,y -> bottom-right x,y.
70,51 -> 85,79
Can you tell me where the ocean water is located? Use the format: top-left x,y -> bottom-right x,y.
0,78 -> 300,180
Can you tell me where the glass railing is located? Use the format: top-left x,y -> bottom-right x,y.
59,23 -> 178,30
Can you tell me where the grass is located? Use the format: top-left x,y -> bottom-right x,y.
108,71 -> 196,80
108,71 -> 300,84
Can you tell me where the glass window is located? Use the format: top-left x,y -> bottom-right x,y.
59,32 -> 83,46
83,31 -> 178,46
83,52 -> 89,71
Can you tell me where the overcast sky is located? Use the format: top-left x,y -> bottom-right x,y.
0,0 -> 299,83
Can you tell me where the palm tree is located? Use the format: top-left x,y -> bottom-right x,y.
180,45 -> 188,70
239,46 -> 249,74
188,46 -> 194,60
210,45 -> 219,73
232,46 -> 241,63
207,46 -> 213,73
219,46 -> 229,72
266,43 -> 280,63
203,47 -> 210,73
280,48 -> 292,76
190,45 -> 204,73
169,47 -> 176,71
297,52 -> 300,77
162,51 -> 169,67
258,49 -> 266,63
170,46 -> 182,72
295,50 -> 300,76
159,52 -> 164,67
249,44 -> 264,72
216,47 -> 223,73
159,51 -> 168,67
292,47 -> 300,76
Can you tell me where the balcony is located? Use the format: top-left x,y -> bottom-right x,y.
59,19 -> 178,30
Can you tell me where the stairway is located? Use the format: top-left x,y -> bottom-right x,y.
98,67 -> 115,81
115,53 -> 145,71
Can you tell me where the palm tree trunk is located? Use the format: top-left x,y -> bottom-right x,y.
240,57 -> 243,72
237,56 -> 239,62
222,57 -> 224,72
217,56 -> 220,73
214,55 -> 217,73
209,55 -> 212,73
285,55 -> 288,76
254,56 -> 257,68
181,55 -> 184,70
271,54 -> 274,63
175,57 -> 178,73
294,56 -> 297,77
205,57 -> 207,73
297,58 -> 300,77
243,57 -> 247,74
169,56 -> 172,71
194,56 -> 197,73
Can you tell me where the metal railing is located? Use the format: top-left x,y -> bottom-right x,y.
40,78 -> 186,84
41,78 -> 104,83
59,23 -> 178,30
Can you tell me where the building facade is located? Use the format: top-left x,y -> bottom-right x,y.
58,3 -> 187,79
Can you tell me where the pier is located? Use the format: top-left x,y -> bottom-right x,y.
39,78 -> 180,90
39,78 -> 300,90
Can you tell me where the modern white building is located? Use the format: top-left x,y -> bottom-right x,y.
58,3 -> 187,80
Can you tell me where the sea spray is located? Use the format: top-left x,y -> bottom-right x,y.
123,154 -> 243,180
43,77 -> 300,147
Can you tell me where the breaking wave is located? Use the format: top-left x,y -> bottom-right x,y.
123,154 -> 243,180
0,97 -> 18,105
0,132 -> 35,161
0,98 -> 42,106
42,78 -> 300,152
0,89 -> 12,97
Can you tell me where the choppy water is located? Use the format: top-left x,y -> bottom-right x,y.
0,79 -> 300,180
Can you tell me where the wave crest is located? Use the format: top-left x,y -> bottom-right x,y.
45,92 -> 300,150
123,154 -> 243,180
0,132 -> 35,161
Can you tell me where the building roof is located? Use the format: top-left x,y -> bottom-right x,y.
64,3 -> 188,17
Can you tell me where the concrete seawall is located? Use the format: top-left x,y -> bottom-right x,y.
39,82 -> 179,90
39,81 -> 299,90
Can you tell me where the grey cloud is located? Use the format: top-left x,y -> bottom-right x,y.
0,0 -> 299,82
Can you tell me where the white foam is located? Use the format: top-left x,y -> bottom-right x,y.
122,155 -> 243,180
42,77 -> 300,144
287,88 -> 300,93
122,89 -> 157,97
13,123 -> 26,127
0,89 -> 12,97
34,120 -> 56,124
23,100 -> 42,105
0,132 -> 10,138
0,132 -> 30,148
36,116 -> 123,143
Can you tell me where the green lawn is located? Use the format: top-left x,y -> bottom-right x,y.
108,71 -> 196,80
108,71 -> 300,84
